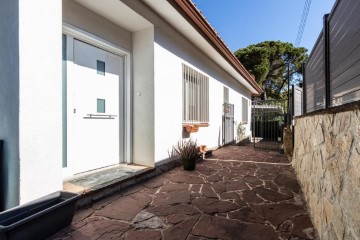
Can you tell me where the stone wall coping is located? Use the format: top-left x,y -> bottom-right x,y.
297,100 -> 360,119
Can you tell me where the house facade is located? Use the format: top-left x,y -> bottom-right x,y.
0,0 -> 261,209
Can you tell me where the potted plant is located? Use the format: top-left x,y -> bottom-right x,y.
236,122 -> 248,146
173,139 -> 199,171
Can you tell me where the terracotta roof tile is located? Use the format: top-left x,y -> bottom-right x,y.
172,0 -> 262,94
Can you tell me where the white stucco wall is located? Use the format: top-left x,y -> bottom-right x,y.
0,1 -> 254,207
154,26 -> 252,162
0,0 -> 20,209
18,0 -> 63,204
228,87 -> 251,133
62,0 -> 132,51
132,27 -> 155,167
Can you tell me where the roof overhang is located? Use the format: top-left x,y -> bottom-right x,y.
143,0 -> 262,95
74,0 -> 152,32
73,0 -> 262,95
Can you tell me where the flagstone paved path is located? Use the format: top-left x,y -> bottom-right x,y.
50,145 -> 316,240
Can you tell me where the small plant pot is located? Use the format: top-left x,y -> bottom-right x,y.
181,158 -> 196,171
279,148 -> 285,154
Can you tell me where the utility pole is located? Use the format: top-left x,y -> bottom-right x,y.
287,63 -> 291,126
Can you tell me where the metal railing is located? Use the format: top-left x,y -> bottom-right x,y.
222,103 -> 234,145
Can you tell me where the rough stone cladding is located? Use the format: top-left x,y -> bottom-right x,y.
293,108 -> 360,239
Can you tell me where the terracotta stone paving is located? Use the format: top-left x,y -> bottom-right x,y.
50,145 -> 316,240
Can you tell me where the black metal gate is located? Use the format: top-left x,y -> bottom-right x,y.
222,103 -> 234,145
251,100 -> 287,149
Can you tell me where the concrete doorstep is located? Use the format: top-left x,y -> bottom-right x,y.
63,153 -> 210,209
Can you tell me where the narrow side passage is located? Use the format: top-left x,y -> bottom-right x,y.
51,145 -> 316,240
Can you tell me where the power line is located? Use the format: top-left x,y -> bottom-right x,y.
295,0 -> 312,47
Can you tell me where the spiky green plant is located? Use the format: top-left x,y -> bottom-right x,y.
173,139 -> 199,170
173,139 -> 199,160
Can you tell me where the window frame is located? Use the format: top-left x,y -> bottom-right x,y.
182,64 -> 209,124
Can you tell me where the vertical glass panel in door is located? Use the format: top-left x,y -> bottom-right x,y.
97,60 -> 105,75
97,98 -> 105,113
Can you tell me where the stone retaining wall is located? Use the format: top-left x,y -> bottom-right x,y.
293,104 -> 360,239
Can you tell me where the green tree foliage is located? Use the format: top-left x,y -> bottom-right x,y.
235,41 -> 308,100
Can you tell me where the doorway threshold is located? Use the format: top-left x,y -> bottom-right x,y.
63,164 -> 153,207
63,158 -> 183,208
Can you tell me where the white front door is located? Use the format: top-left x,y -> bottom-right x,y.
70,39 -> 124,173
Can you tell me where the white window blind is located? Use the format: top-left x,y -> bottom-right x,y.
242,97 -> 248,123
183,64 -> 209,123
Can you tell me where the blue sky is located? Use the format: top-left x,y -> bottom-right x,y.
191,0 -> 336,53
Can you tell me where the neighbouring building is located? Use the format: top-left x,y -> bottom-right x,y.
0,0 -> 261,209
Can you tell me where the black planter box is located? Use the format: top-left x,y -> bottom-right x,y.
0,191 -> 79,240
0,140 -> 3,212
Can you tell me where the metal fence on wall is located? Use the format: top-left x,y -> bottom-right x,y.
303,0 -> 360,113
304,32 -> 325,112
292,86 -> 303,117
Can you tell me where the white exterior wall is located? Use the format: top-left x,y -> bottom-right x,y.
132,27 -> 155,167
0,0 -> 255,208
153,40 -> 183,162
17,0 -> 63,204
154,27 -> 252,162
228,88 -> 252,135
62,0 -> 132,51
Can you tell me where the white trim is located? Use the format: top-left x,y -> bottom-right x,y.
124,53 -> 133,164
63,22 -> 130,56
182,63 -> 209,123
62,23 -> 133,173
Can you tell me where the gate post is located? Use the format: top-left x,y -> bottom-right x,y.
302,62 -> 307,114
324,14 -> 331,108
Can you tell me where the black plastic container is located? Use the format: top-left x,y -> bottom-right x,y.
0,140 -> 3,212
0,191 -> 79,240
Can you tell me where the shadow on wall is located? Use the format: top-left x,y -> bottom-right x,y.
154,26 -> 249,97
181,126 -> 222,149
218,126 -> 221,147
182,129 -> 190,139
